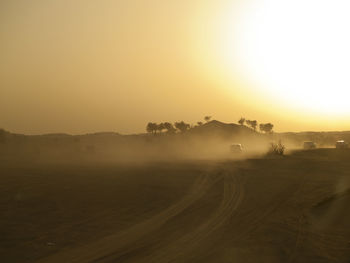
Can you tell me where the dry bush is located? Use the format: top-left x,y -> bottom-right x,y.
268,140 -> 285,156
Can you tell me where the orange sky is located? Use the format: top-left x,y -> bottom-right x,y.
1,0 -> 349,134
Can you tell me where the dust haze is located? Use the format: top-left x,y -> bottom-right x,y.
2,0 -> 350,262
2,119 -> 349,165
1,120 -> 350,262
0,120 -> 273,165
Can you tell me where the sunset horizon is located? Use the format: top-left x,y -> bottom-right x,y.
2,2 -> 350,262
1,0 -> 350,135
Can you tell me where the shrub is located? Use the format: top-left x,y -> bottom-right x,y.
268,140 -> 285,156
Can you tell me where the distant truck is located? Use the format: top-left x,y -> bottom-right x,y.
303,141 -> 316,150
230,144 -> 243,153
335,140 -> 349,149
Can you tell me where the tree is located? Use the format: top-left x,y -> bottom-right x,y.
163,122 -> 176,133
197,121 -> 203,126
259,124 -> 263,133
204,116 -> 212,122
146,122 -> 157,134
246,120 -> 258,131
156,123 -> 165,133
259,123 -> 274,133
238,117 -> 245,126
174,121 -> 190,133
266,123 -> 274,133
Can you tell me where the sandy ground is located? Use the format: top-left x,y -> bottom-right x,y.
1,149 -> 350,262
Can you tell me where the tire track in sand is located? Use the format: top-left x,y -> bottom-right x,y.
38,172 -> 219,263
103,169 -> 244,263
228,170 -> 310,245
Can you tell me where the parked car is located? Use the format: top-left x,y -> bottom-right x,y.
335,140 -> 349,149
303,141 -> 316,150
230,144 -> 243,153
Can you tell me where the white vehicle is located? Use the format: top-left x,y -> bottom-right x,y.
335,140 -> 348,149
230,144 -> 243,153
303,141 -> 316,150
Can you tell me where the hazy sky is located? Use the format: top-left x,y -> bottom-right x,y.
1,0 -> 349,134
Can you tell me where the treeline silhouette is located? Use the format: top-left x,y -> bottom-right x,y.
146,116 -> 274,135
146,116 -> 212,134
238,117 -> 273,134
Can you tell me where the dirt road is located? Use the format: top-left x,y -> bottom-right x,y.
38,166 -> 244,263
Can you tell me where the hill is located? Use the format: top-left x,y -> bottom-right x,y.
1,122 -> 350,162
189,120 -> 257,138
0,121 -> 265,162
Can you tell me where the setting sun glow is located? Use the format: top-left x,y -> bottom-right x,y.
212,0 -> 350,115
1,0 -> 350,134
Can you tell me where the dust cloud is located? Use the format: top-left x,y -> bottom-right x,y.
0,130 -> 271,165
